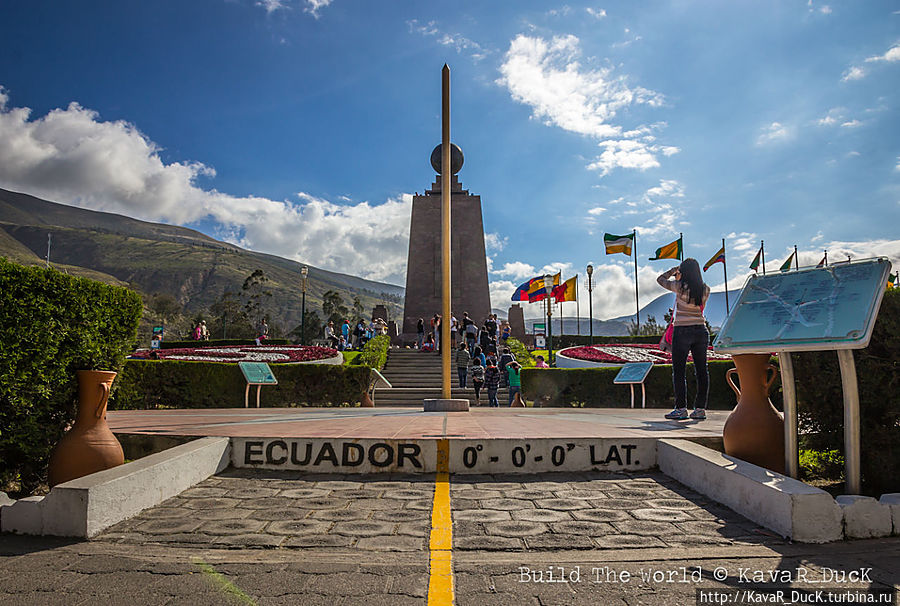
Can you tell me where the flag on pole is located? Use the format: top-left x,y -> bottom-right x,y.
817,254 -> 827,268
703,245 -> 726,272
552,276 -> 578,302
511,276 -> 540,301
888,272 -> 897,289
604,233 -> 634,256
779,250 -> 796,272
649,236 -> 683,261
750,247 -> 762,272
528,272 -> 560,302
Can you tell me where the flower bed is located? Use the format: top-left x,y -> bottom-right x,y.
559,343 -> 732,365
129,345 -> 338,364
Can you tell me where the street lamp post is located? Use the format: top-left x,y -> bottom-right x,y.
544,274 -> 554,367
300,265 -> 308,345
586,264 -> 593,345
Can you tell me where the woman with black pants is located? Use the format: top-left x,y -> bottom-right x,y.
657,258 -> 710,420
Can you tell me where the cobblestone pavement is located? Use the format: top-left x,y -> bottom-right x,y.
2,470 -> 899,605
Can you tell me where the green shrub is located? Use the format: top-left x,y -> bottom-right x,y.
0,259 -> 142,494
521,360 -> 744,410
799,449 -> 843,482
355,335 -> 390,370
111,360 -> 371,409
789,288 -> 899,496
158,338 -> 289,349
507,338 -> 534,367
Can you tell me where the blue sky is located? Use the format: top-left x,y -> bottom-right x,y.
0,0 -> 897,320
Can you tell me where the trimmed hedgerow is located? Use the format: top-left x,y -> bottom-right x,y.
110,360 -> 372,409
506,338 -> 534,368
0,258 -> 142,494
789,288 -> 899,496
521,360 -> 745,410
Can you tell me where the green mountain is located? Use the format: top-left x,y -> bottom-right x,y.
0,188 -> 405,338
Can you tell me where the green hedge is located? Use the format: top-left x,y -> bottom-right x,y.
789,288 -> 899,496
159,338 -> 290,349
354,335 -> 390,370
0,258 -> 142,494
111,360 -> 372,409
521,360 -> 746,410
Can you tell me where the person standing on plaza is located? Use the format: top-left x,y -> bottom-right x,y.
484,357 -> 501,408
341,319 -> 350,349
472,345 -> 486,368
506,360 -> 522,406
416,318 -> 425,349
657,258 -> 711,420
450,312 -> 459,349
431,313 -> 441,352
455,342 -> 471,389
462,312 -> 477,355
500,321 -> 511,345
498,346 -> 515,388
470,357 -> 485,405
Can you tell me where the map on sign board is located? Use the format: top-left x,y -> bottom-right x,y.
714,257 -> 891,354
613,362 -> 654,384
239,361 -> 278,385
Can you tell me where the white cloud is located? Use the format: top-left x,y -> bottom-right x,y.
0,88 -> 412,284
726,232 -> 758,252
864,44 -> 900,63
604,179 -> 686,238
484,232 -> 507,252
406,19 -> 489,61
842,66 -> 866,82
493,261 -> 538,281
497,34 -> 675,177
587,206 -> 606,216
304,0 -> 332,18
840,119 -> 862,128
586,8 -> 607,19
895,156 -> 900,172
756,122 -> 792,145
546,6 -> 572,17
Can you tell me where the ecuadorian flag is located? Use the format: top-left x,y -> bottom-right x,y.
703,246 -> 725,272
511,277 -> 539,301
528,272 -> 560,302
604,233 -> 634,256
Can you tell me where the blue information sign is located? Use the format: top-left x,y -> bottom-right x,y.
239,362 -> 278,385
613,362 -> 654,384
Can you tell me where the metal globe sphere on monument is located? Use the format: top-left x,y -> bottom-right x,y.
430,143 -> 464,175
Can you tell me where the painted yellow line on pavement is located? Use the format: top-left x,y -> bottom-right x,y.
428,439 -> 454,605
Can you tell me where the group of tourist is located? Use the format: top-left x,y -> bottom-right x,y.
416,312 -> 511,357
453,343 -> 524,407
326,318 -> 390,351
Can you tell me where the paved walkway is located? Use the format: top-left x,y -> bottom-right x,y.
107,407 -> 727,440
4,470 -> 898,604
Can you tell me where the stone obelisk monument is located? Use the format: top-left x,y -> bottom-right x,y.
401,144 -> 492,343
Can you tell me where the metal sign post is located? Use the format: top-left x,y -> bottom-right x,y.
715,257 -> 891,494
238,362 -> 278,408
613,362 -> 654,408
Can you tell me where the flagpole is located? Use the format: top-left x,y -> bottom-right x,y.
722,237 -> 730,314
679,232 -> 683,261
761,240 -> 766,275
633,229 -> 640,330
440,64 -> 451,400
824,250 -> 828,267
794,245 -> 798,270
576,274 -> 580,337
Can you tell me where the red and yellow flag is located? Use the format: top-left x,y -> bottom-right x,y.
552,276 -> 577,302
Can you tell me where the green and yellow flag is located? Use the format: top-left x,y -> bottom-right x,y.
888,272 -> 897,289
604,233 -> 634,256
649,236 -> 683,261
750,248 -> 762,272
779,250 -> 796,272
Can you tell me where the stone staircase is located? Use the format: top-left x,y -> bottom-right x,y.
374,348 -> 508,407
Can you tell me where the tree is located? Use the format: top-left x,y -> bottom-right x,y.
209,289 -> 252,339
627,315 -> 664,336
242,269 -> 272,329
352,295 -> 366,322
289,310 -> 323,344
150,293 -> 181,325
322,290 -> 349,325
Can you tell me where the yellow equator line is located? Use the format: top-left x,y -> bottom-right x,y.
428,438 -> 454,605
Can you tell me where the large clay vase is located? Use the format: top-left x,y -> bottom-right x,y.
722,354 -> 785,474
48,370 -> 124,487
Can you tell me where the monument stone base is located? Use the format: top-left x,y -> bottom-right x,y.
423,398 -> 470,412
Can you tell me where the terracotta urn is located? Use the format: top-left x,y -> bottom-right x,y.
722,354 -> 785,474
48,370 -> 124,487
